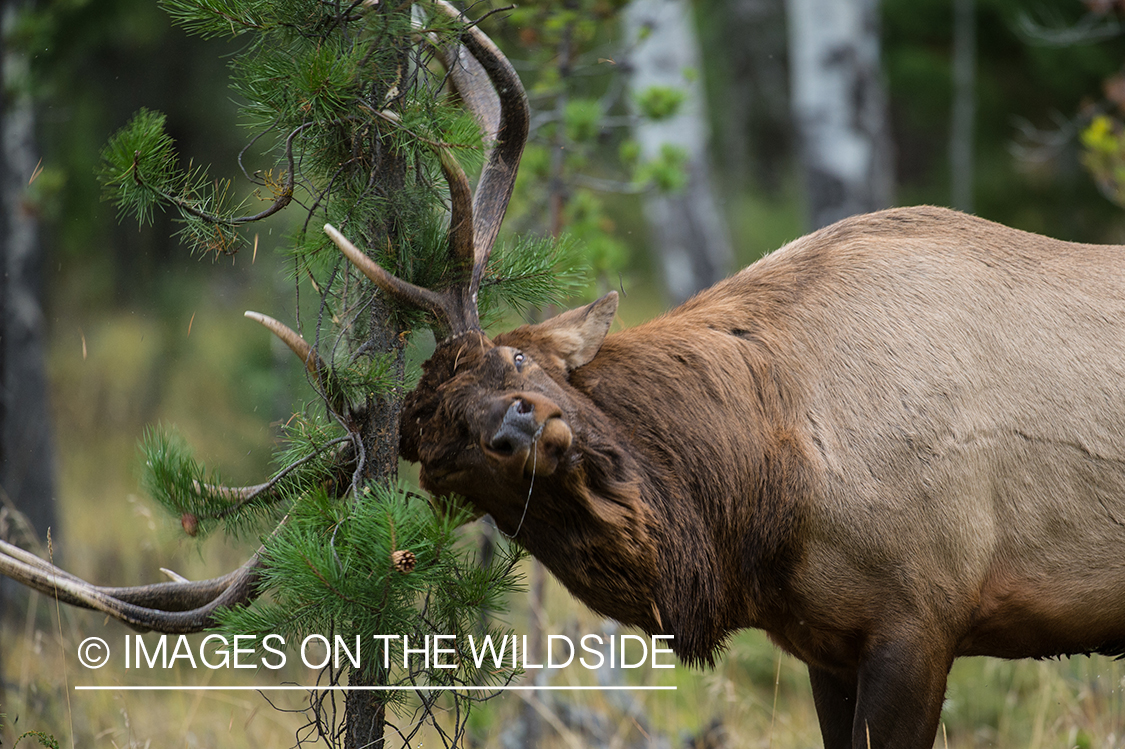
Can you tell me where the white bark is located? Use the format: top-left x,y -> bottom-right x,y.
786,0 -> 893,229
626,0 -> 733,304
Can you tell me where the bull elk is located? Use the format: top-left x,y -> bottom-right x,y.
327,112 -> 1125,749
337,200 -> 1125,748
2,5 -> 1123,748
320,47 -> 1125,749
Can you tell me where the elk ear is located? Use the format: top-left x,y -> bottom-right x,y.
529,291 -> 618,371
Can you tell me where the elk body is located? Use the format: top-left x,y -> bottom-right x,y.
394,205 -> 1125,748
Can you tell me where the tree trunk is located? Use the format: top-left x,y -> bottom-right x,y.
0,1 -> 57,552
625,0 -> 733,304
0,4 -> 57,716
785,0 -> 893,230
343,296 -> 405,749
340,8 -> 410,745
701,0 -> 791,195
950,0 -> 976,212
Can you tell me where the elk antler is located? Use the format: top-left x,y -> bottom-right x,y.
0,314 -> 325,635
244,310 -> 322,376
326,0 -> 530,336
0,537 -> 264,633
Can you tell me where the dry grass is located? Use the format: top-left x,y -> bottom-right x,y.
8,573 -> 1125,748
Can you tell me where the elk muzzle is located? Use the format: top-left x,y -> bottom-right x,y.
483,393 -> 572,477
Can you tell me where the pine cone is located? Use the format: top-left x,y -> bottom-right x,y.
391,549 -> 416,573
181,513 -> 199,537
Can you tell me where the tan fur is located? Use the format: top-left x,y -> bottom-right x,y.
400,206 -> 1125,748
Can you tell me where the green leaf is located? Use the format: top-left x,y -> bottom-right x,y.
634,84 -> 686,121
565,98 -> 603,143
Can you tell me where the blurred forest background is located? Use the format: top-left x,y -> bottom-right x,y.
3,0 -> 1125,746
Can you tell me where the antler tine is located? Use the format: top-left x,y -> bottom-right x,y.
440,147 -> 476,269
0,538 -> 262,633
331,3 -> 528,336
324,223 -> 461,327
245,311 -> 322,376
432,1 -> 530,296
438,146 -> 483,331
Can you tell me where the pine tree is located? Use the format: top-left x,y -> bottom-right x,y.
95,0 -> 583,745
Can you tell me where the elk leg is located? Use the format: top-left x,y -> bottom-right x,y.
851,638 -> 952,749
807,664 -> 857,749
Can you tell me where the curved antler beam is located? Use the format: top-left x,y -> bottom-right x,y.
332,1 -> 529,337
0,538 -> 262,633
433,39 -> 500,148
432,0 -> 530,284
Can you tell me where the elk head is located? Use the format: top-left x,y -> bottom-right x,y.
322,1 -> 611,524
324,9 -> 670,640
393,294 -> 621,523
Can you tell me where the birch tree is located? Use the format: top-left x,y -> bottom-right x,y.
626,0 -> 732,303
786,0 -> 893,230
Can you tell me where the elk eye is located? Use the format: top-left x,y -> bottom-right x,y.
513,352 -> 526,371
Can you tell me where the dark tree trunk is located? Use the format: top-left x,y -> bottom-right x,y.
950,0 -> 976,212
344,292 -> 406,749
0,1 -> 57,555
341,14 -> 410,742
0,3 -> 58,716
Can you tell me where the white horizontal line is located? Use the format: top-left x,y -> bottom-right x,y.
75,685 -> 676,692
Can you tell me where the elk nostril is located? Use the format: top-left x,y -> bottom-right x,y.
487,399 -> 541,456
489,434 -> 517,456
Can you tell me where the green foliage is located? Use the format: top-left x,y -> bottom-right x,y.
1081,114 -> 1125,207
157,0 -> 268,39
495,0 -> 697,294
635,144 -> 689,193
560,192 -> 629,278
13,732 -> 60,749
481,234 -> 590,321
92,0 -> 557,742
497,0 -> 648,295
634,85 -> 686,121
565,98 -> 604,143
618,138 -> 641,167
97,0 -> 507,281
140,411 -> 343,541
99,108 -> 253,255
217,483 -> 525,686
98,109 -> 179,227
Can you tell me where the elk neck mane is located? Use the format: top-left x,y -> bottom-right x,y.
482,253 -> 822,665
